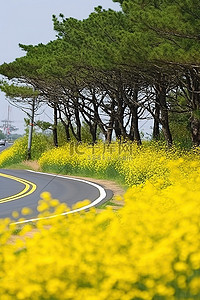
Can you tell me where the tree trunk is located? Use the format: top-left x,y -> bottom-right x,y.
75,106 -> 82,142
155,80 -> 172,147
106,103 -> 115,143
91,101 -> 98,144
106,117 -> 114,144
64,123 -> 70,141
190,115 -> 200,146
152,98 -> 160,140
58,107 -> 71,142
129,87 -> 141,145
27,98 -> 35,160
115,82 -> 128,140
89,123 -> 97,144
186,69 -> 200,146
61,120 -> 70,141
114,119 -> 121,140
117,102 -> 127,140
160,95 -> 173,146
130,106 -> 142,145
53,105 -> 58,147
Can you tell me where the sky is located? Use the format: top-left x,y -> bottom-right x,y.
0,0 -> 120,134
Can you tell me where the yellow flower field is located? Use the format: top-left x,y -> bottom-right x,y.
0,134 -> 51,168
39,141 -> 194,186
0,142 -> 199,299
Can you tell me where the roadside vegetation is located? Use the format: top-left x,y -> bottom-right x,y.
38,141 -> 184,186
0,138 -> 200,299
0,133 -> 52,168
0,0 -> 200,299
0,143 -> 199,299
0,134 -> 194,187
0,1 -> 200,149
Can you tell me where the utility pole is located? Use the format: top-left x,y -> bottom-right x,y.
27,97 -> 35,160
1,106 -> 18,140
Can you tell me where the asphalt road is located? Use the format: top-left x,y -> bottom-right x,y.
0,168 -> 110,221
0,142 -> 10,152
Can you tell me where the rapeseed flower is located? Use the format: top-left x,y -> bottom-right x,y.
0,142 -> 199,298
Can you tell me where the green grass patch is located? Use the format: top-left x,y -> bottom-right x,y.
97,200 -> 122,209
4,162 -> 33,170
41,164 -> 127,188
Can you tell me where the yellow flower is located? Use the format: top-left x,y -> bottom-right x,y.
12,211 -> 19,219
0,142 -> 199,299
21,207 -> 32,216
190,277 -> 200,295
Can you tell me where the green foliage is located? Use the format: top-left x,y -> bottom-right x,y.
56,122 -> 101,146
0,133 -> 53,168
30,133 -> 53,160
57,122 -> 70,146
0,137 -> 27,167
0,0 -> 200,148
169,112 -> 192,149
119,0 -> 200,65
52,8 -> 127,70
35,120 -> 53,132
81,122 -> 101,143
0,82 -> 39,99
192,109 -> 200,121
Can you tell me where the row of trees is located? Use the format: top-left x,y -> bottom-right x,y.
0,0 -> 200,146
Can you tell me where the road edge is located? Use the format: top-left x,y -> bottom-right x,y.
11,170 -> 112,225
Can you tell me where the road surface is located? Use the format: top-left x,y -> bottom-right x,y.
0,169 -> 110,221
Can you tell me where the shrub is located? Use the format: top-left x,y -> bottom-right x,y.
0,134 -> 52,167
39,141 -> 188,186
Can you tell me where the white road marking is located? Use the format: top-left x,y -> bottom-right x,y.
11,170 -> 107,225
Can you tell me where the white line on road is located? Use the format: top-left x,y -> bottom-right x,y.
11,170 -> 107,225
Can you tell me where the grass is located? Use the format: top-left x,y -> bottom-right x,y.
3,160 -> 41,171
1,160 -> 126,211
4,163 -> 33,170
3,160 -> 127,190
41,164 -> 127,189
97,200 -> 122,209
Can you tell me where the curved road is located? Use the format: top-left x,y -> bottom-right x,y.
0,166 -> 111,221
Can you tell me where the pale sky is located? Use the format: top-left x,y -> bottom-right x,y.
0,0 -> 120,134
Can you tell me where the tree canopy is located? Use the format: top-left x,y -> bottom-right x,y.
0,0 -> 200,146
